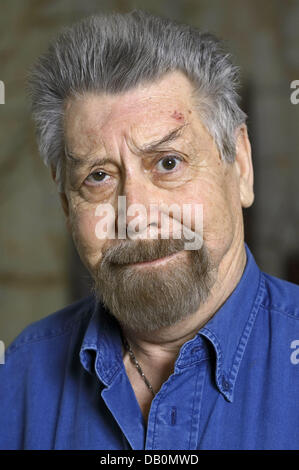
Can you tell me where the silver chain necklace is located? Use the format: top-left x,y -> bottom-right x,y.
123,337 -> 156,397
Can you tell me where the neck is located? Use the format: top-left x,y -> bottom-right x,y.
122,241 -> 247,367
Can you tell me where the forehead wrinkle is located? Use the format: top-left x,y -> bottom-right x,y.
127,122 -> 189,157
64,139 -> 108,167
64,120 -> 190,170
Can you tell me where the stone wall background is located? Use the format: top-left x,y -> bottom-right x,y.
1,0 -> 298,346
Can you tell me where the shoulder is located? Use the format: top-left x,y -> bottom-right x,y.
260,271 -> 299,321
0,295 -> 98,449
5,295 -> 96,358
256,272 -> 299,360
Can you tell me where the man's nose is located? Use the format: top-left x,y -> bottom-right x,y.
116,174 -> 162,240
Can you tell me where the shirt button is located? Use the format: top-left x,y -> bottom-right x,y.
222,376 -> 230,391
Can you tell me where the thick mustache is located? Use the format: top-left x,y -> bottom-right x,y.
101,237 -> 187,266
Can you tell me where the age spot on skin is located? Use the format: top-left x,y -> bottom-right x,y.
171,110 -> 184,122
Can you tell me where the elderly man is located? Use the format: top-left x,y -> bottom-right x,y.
0,11 -> 298,451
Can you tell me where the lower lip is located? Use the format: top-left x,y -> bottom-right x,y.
129,252 -> 180,267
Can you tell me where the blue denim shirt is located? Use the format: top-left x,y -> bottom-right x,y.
1,244 -> 299,450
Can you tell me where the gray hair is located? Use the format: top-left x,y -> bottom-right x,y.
27,10 -> 247,192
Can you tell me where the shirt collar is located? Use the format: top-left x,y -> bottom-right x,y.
198,243 -> 264,402
80,243 -> 264,401
80,299 -> 124,386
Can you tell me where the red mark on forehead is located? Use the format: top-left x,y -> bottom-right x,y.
171,110 -> 184,122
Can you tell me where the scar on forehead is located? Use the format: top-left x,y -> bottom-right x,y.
171,110 -> 185,122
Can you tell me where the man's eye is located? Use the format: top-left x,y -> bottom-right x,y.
156,155 -> 182,173
83,156 -> 182,187
85,171 -> 110,186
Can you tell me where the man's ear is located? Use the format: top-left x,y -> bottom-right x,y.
234,124 -> 254,208
51,165 -> 71,231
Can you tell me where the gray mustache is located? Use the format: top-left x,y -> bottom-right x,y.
101,237 -> 188,266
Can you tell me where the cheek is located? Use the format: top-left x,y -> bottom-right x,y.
69,206 -> 106,270
180,179 -> 236,251
203,186 -> 241,260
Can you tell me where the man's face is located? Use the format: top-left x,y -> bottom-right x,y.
62,71 -> 252,332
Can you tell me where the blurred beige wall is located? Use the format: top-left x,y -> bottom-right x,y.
1,0 -> 299,346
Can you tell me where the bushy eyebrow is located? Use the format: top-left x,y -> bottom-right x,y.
129,123 -> 188,156
64,122 -> 188,169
